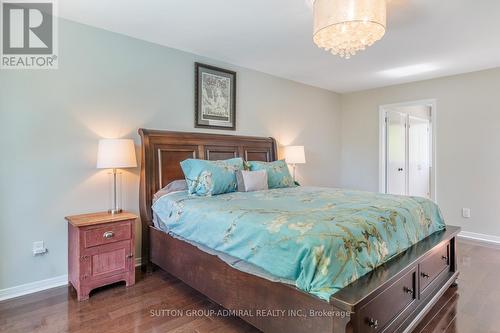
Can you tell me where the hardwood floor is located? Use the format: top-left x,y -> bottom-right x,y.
1,240 -> 499,333
413,239 -> 500,333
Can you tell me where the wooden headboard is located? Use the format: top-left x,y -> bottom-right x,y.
138,129 -> 277,265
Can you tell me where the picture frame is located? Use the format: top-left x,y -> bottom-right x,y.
195,62 -> 236,130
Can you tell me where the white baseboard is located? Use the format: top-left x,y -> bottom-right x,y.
0,231 -> 497,302
0,274 -> 68,302
135,257 -> 142,267
458,231 -> 500,245
0,257 -> 143,302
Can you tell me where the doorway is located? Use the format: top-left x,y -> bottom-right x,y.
379,100 -> 436,201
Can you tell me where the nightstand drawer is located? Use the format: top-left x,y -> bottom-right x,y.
84,221 -> 132,248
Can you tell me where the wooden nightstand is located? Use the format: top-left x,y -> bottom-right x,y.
65,211 -> 137,301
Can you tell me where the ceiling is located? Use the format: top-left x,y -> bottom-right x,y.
59,0 -> 500,93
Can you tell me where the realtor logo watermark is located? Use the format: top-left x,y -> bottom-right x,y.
1,0 -> 58,69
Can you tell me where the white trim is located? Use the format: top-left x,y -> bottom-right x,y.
135,257 -> 142,267
378,99 -> 437,202
0,257 -> 143,302
378,109 -> 386,194
458,231 -> 500,245
0,275 -> 68,302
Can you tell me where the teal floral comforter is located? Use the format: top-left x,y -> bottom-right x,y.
152,186 -> 445,301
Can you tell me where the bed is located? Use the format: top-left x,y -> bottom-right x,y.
138,129 -> 460,333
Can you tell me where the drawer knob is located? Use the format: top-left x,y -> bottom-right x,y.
103,231 -> 115,239
404,287 -> 414,295
367,318 -> 379,329
421,272 -> 430,279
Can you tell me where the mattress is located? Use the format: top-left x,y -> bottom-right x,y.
152,186 -> 445,301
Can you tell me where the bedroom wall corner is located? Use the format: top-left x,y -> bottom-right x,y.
0,18 -> 342,293
339,67 -> 500,240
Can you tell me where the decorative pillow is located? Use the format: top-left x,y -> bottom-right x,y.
153,180 -> 188,203
180,158 -> 244,196
236,170 -> 269,192
246,160 -> 295,189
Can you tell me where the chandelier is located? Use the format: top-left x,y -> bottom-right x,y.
313,0 -> 386,59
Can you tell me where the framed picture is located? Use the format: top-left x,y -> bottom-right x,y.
195,62 -> 236,130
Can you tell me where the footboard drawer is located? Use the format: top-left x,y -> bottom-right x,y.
357,268 -> 417,332
419,241 -> 450,292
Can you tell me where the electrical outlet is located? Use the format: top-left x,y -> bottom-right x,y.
33,241 -> 48,256
462,208 -> 471,218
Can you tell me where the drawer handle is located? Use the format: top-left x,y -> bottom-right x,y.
404,287 -> 414,295
126,254 -> 134,259
103,231 -> 115,239
441,255 -> 448,261
367,318 -> 379,329
421,272 -> 430,279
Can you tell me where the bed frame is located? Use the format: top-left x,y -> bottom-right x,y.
138,129 -> 460,333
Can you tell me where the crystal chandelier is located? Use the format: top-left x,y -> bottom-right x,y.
313,0 -> 386,59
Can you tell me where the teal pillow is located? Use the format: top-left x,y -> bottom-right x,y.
246,160 -> 295,189
180,158 -> 244,196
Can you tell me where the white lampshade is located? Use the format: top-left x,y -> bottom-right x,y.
284,146 -> 306,164
96,139 -> 137,169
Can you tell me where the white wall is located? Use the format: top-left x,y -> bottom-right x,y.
340,68 -> 500,238
3,17 -> 499,293
0,19 -> 342,289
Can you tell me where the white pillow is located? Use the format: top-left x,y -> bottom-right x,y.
236,170 -> 269,192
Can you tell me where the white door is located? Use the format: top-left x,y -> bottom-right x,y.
408,116 -> 431,198
386,111 -> 407,196
384,110 -> 432,199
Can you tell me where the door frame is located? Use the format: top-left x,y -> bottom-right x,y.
378,99 -> 437,201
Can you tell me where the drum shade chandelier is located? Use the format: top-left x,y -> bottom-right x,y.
313,0 -> 386,59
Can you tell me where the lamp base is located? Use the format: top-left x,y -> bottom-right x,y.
108,208 -> 123,215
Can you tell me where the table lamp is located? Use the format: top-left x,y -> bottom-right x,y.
284,145 -> 306,182
96,139 -> 137,214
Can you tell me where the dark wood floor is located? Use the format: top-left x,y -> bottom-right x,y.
1,239 -> 499,333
